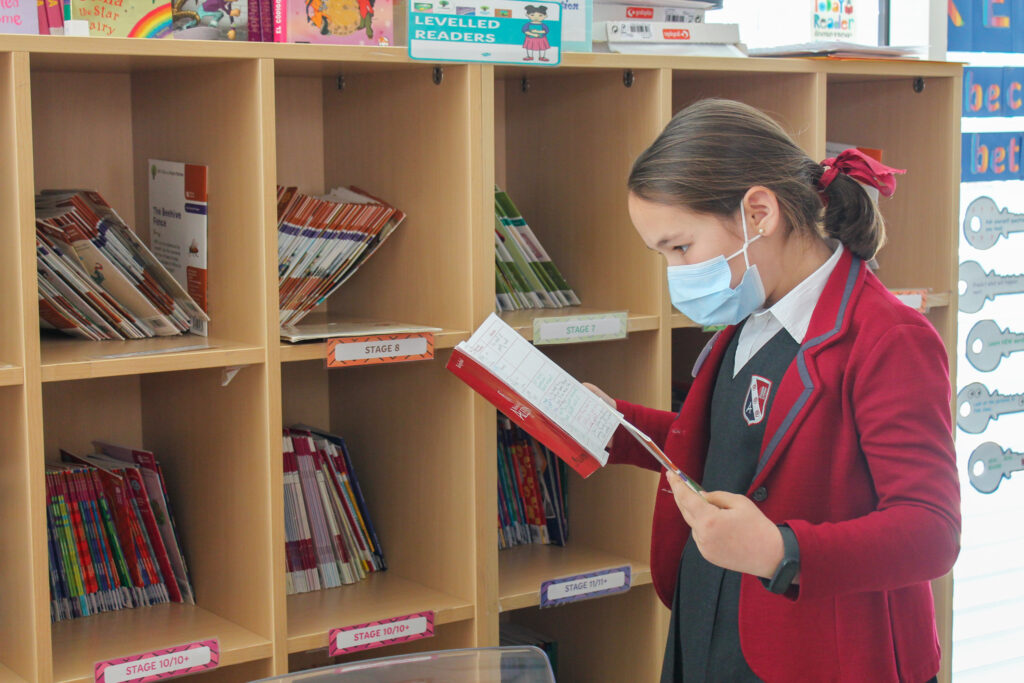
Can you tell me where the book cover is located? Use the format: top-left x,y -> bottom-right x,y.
0,0 -> 40,33
280,0 -> 393,45
148,160 -> 210,335
72,0 -> 173,37
171,0 -> 249,40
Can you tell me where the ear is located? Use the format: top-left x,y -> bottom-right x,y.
742,186 -> 781,238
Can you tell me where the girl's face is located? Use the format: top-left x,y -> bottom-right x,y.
628,192 -> 752,287
528,11 -> 545,20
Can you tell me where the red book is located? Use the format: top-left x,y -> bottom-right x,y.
447,344 -> 603,478
120,467 -> 183,602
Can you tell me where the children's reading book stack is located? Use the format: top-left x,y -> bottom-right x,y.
282,426 -> 386,595
35,190 -> 210,340
497,416 -> 568,550
277,186 -> 406,330
47,443 -> 194,622
494,187 -> 581,313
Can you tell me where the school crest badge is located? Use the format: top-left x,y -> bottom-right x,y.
743,375 -> 772,425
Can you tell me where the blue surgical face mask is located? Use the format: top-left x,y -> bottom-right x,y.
666,209 -> 766,326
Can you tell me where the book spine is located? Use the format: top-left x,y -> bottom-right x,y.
260,0 -> 273,40
248,0 -> 260,41
335,436 -> 387,570
123,468 -> 182,602
273,0 -> 286,42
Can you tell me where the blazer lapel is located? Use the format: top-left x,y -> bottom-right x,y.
749,249 -> 865,490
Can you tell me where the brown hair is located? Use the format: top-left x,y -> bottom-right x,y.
627,98 -> 886,260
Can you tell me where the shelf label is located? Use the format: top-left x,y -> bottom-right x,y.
327,333 -> 434,368
94,639 -> 219,683
329,611 -> 435,655
408,0 -> 562,66
533,312 -> 628,345
540,565 -> 632,607
892,289 -> 929,313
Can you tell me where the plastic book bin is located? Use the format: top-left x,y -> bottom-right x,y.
252,646 -> 556,683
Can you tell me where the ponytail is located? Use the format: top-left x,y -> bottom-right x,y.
817,170 -> 886,260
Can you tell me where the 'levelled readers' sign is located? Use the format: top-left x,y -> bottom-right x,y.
409,0 -> 562,66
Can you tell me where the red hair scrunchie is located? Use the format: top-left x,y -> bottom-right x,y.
818,148 -> 906,199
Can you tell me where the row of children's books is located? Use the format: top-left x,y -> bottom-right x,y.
283,426 -> 386,595
497,417 -> 568,550
495,188 -> 581,313
277,185 -> 406,330
36,190 -> 209,341
46,443 -> 193,623
1,0 -> 393,46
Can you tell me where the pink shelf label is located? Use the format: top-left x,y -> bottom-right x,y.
329,611 -> 435,656
94,639 -> 220,683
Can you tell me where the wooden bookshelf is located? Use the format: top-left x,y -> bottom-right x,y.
0,35 -> 961,683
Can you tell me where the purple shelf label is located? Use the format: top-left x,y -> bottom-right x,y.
540,565 -> 631,607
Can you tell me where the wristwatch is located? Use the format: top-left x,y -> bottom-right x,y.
763,524 -> 800,594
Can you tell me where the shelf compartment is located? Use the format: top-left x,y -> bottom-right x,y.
28,54 -> 269,355
498,544 -> 652,612
42,366 -> 276,680
672,70 -> 824,158
287,572 -> 474,654
506,585 -> 667,683
281,352 -> 477,654
496,68 -> 665,320
0,660 -> 26,683
498,308 -> 660,341
40,335 -> 264,382
51,603 -> 272,683
273,62 -> 477,337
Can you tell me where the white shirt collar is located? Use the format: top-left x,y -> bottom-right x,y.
749,245 -> 843,344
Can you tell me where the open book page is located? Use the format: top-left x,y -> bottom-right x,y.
458,314 -> 620,463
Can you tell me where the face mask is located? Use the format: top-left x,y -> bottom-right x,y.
666,209 -> 766,326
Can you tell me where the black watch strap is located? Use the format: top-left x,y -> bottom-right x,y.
761,524 -> 800,594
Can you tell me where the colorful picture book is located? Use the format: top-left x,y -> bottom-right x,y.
497,417 -> 568,550
494,187 -> 580,312
47,443 -> 194,622
35,190 -> 209,341
171,0 -> 248,40
0,0 -> 40,34
283,426 -> 386,595
277,185 -> 406,330
72,0 -> 173,38
273,0 -> 394,46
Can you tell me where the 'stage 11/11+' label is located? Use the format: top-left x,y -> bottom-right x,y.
540,566 -> 632,607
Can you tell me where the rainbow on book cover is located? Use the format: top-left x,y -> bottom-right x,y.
74,0 -> 172,38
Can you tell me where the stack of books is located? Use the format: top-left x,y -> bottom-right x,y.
277,186 -> 406,329
497,417 -> 569,550
494,188 -> 580,313
47,443 -> 194,622
591,0 -> 742,55
283,426 -> 386,595
35,190 -> 209,340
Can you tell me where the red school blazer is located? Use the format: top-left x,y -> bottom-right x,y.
609,248 -> 961,683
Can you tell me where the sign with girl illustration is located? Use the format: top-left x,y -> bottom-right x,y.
408,0 -> 562,65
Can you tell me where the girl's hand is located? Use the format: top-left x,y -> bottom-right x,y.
583,382 -> 615,409
666,470 -> 785,579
